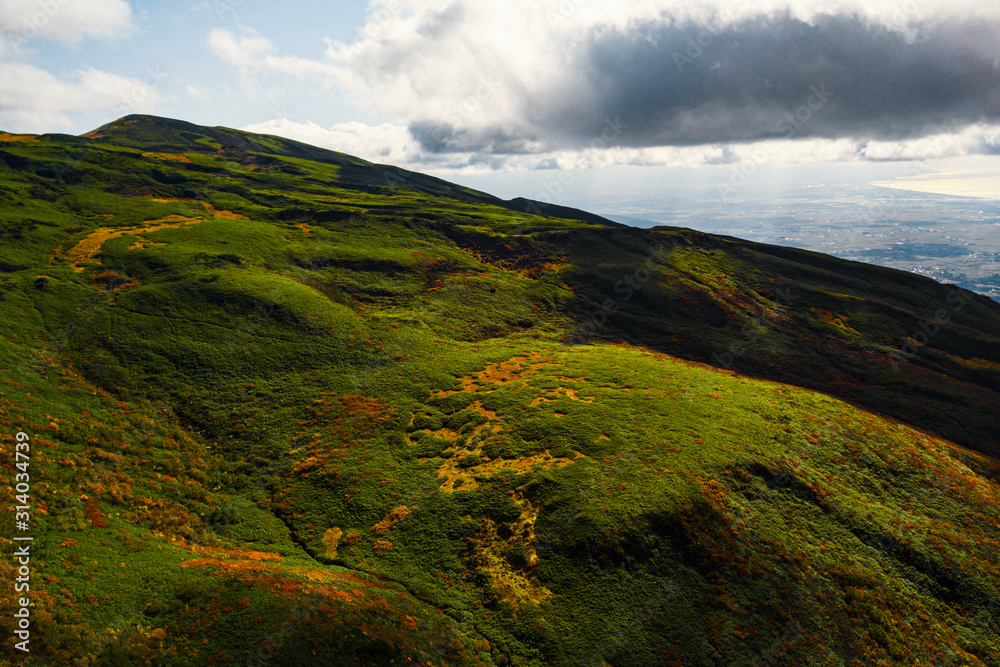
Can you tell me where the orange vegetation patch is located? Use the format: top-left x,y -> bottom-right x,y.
179,555 -> 401,606
83,497 -> 106,529
372,506 -> 414,535
175,543 -> 284,562
90,270 -> 141,292
295,222 -> 315,235
431,352 -> 555,398
0,133 -> 38,143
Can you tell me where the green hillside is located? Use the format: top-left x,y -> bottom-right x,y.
1,115 -> 999,666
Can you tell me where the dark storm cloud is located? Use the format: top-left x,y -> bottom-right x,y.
408,120 -> 542,154
412,12 -> 1000,153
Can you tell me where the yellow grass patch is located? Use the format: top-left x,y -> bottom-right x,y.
529,385 -> 595,406
941,352 -> 1000,372
437,449 -> 581,494
65,216 -> 202,271
421,353 -> 587,492
203,202 -> 248,220
471,515 -> 552,606
322,527 -> 342,558
64,199 -> 248,271
150,199 -> 248,219
142,152 -> 192,163
129,241 -> 167,250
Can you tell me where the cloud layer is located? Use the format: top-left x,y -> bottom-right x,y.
336,2 -> 1000,151
217,0 -> 1000,169
501,13 -> 1000,150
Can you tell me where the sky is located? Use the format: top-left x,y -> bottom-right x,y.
2,0 -> 1000,197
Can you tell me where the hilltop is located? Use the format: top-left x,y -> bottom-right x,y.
1,115 -> 999,666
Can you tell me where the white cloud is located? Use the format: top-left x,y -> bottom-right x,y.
207,28 -> 337,78
207,28 -> 273,69
0,63 -> 160,132
242,115 -> 1000,176
242,118 -> 428,166
0,0 -> 133,49
859,126 -> 1000,161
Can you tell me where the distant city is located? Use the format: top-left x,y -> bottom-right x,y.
603,185 -> 1000,302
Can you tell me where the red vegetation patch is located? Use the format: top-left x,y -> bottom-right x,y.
83,497 -> 106,528
299,393 -> 395,442
413,255 -> 465,291
90,270 -> 140,291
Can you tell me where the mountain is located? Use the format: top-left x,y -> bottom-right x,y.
1,115 -> 999,666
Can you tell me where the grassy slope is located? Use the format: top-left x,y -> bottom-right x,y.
0,116 -> 998,666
